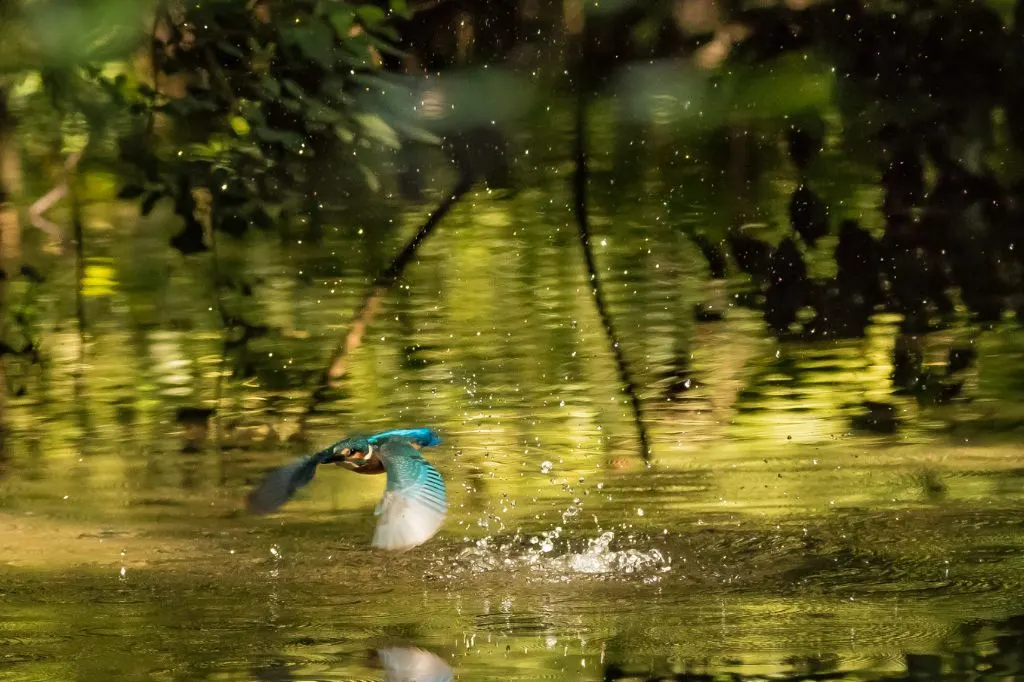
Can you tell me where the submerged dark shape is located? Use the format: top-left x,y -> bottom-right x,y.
890,335 -> 965,406
850,400 -> 901,434
786,113 -> 825,171
764,237 -> 807,334
247,427 -> 447,552
835,219 -> 880,300
802,281 -> 871,339
947,346 -> 978,374
688,232 -> 728,279
693,302 -> 725,322
175,406 -> 215,425
726,229 -> 772,279
443,127 -> 511,189
879,124 -> 926,218
18,264 -> 45,283
788,182 -> 829,247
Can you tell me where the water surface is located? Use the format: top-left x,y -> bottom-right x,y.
1,116 -> 1023,681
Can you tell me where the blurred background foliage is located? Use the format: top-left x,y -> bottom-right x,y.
2,4 -> 1024,678
1,0 -> 1024,416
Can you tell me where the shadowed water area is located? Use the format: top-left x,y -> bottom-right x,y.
2,109 -> 1024,681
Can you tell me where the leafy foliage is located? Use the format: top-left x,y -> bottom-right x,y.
676,0 -> 1024,416
107,0 -> 414,254
0,266 -> 45,396
710,0 -> 1024,336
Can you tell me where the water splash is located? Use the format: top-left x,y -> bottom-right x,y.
430,530 -> 671,584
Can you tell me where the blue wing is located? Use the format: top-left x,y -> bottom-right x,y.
246,449 -> 332,515
369,427 -> 442,449
371,438 -> 448,552
246,427 -> 442,519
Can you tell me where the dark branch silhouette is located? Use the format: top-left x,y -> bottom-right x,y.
68,168 -> 86,347
571,86 -> 652,465
303,176 -> 474,423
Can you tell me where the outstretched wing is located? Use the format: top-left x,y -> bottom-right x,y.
369,427 -> 442,449
246,449 -> 333,515
372,438 -> 448,552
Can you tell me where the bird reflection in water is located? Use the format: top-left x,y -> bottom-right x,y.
249,646 -> 454,682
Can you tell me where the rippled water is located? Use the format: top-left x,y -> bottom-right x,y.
2,123 -> 1024,680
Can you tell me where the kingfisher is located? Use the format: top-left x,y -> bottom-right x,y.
247,427 -> 447,552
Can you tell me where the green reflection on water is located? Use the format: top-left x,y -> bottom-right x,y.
2,105 -> 1024,681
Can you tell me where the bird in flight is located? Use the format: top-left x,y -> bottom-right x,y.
247,427 -> 447,552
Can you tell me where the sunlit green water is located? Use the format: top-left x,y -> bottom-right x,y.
2,118 -> 1024,681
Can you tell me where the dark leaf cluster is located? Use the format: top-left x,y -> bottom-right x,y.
106,0 -> 410,254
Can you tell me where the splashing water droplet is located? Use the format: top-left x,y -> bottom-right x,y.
540,461 -> 553,474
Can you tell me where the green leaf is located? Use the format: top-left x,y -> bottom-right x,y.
389,0 -> 413,20
260,76 -> 281,98
216,40 -> 245,59
364,33 -> 406,59
253,126 -> 307,152
240,102 -> 267,126
304,97 -> 340,124
374,25 -> 401,42
338,49 -> 372,70
354,112 -> 400,149
356,5 -> 388,27
229,115 -> 251,136
158,97 -> 219,116
391,120 -> 441,146
282,79 -> 306,99
349,72 -> 395,92
287,22 -> 336,68
360,165 -> 380,192
328,6 -> 355,35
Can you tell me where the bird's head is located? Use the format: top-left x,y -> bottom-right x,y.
330,436 -> 382,472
